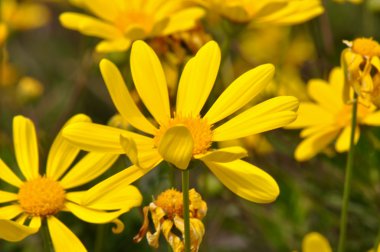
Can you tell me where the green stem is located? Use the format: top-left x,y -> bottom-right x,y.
182,169 -> 191,252
94,224 -> 105,252
337,92 -> 358,252
41,218 -> 54,252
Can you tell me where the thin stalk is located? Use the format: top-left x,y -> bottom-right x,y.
337,92 -> 358,252
41,218 -> 54,252
182,169 -> 190,252
94,224 -> 105,252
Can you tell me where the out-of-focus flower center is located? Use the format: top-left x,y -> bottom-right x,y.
335,103 -> 371,126
351,38 -> 380,57
154,116 -> 213,155
18,177 -> 65,217
114,11 -> 153,34
155,189 -> 183,219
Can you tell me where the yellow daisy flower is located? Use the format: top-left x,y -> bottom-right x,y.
134,188 -> 207,252
1,0 -> 50,44
301,232 -> 332,252
194,0 -> 324,25
341,37 -> 380,106
63,40 -> 299,203
59,0 -> 205,52
0,114 -> 142,251
286,67 -> 380,161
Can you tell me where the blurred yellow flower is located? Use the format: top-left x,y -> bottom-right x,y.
64,40 -> 300,203
134,188 -> 207,252
301,232 -> 332,252
0,0 -> 50,44
333,0 -> 363,4
195,0 -> 324,25
342,37 -> 380,106
0,114 -> 142,250
287,67 -> 380,161
16,76 -> 44,103
59,0 -> 205,52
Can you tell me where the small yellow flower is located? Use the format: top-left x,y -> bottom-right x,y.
0,0 -> 50,44
301,232 -> 332,252
194,0 -> 324,25
341,37 -> 380,105
59,0 -> 205,52
0,114 -> 142,251
64,40 -> 300,203
16,76 -> 44,103
134,188 -> 207,252
286,67 -> 380,161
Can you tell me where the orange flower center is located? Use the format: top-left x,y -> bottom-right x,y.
155,189 -> 183,219
335,103 -> 371,127
351,38 -> 380,57
114,11 -> 153,35
18,177 -> 65,217
154,116 -> 213,155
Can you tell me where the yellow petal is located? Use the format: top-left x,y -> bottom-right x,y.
213,96 -> 298,141
254,0 -> 323,25
79,184 -> 142,211
0,190 -> 18,203
196,146 -> 248,163
47,216 -> 86,252
63,122 -> 152,153
176,41 -> 220,116
162,7 -> 205,35
203,159 -> 279,203
0,159 -> 23,187
130,40 -> 170,125
362,111 -> 380,125
307,79 -> 343,112
302,232 -> 332,252
295,128 -> 340,161
59,153 -> 118,189
120,135 -> 139,165
13,115 -> 39,180
82,0 -> 118,22
65,201 -> 128,224
95,38 -> 131,52
81,164 -> 158,206
99,59 -> 157,134
335,125 -> 360,153
59,13 -> 122,40
157,125 -> 194,169
285,103 -> 333,129
46,114 -> 91,180
0,219 -> 38,242
0,204 -> 23,219
204,64 -> 274,124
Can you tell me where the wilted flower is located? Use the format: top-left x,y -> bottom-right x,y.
341,37 -> 380,106
134,188 -> 207,252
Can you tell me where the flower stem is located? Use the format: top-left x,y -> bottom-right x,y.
182,169 -> 191,252
41,218 -> 54,252
338,93 -> 358,252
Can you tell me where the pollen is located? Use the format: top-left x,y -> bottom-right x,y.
155,189 -> 183,219
351,38 -> 380,57
154,116 -> 213,155
18,177 -> 65,217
